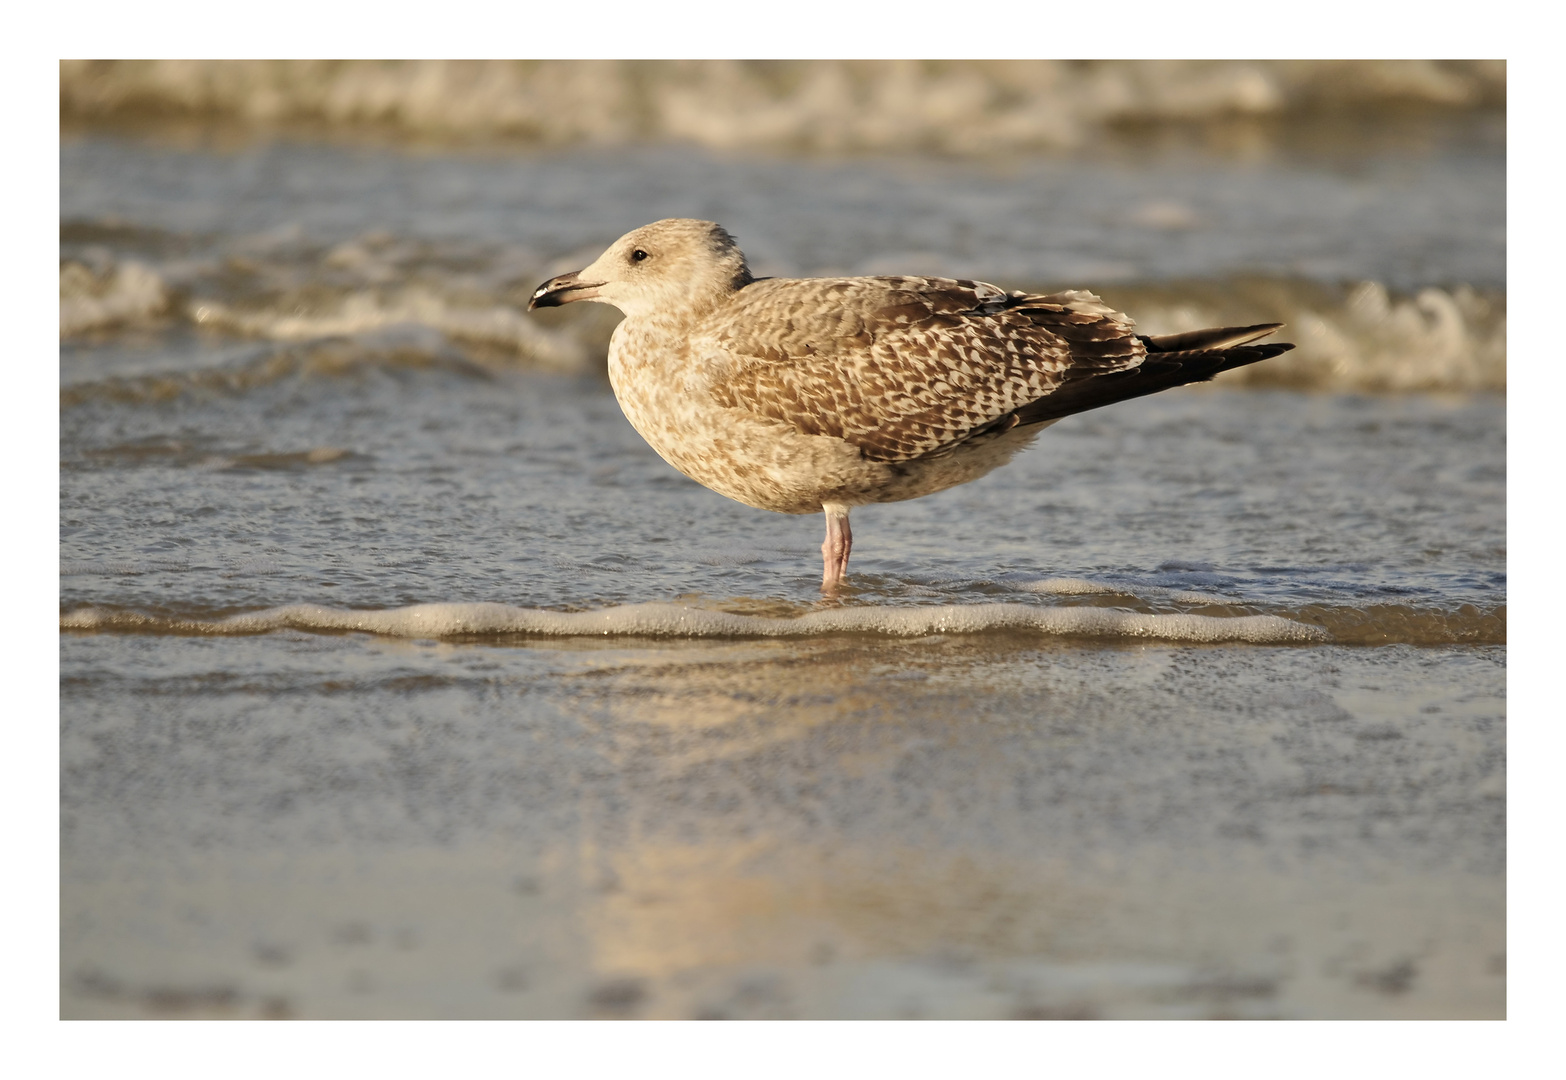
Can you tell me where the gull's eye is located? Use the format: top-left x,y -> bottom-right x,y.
630,248 -> 649,263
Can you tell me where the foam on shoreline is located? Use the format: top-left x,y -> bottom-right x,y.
61,600 -> 1329,643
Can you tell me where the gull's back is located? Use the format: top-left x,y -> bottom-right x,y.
693,274 -> 1149,463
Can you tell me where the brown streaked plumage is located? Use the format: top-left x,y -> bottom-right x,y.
529,218 -> 1293,590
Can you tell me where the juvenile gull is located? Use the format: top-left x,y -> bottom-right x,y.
530,219 -> 1293,589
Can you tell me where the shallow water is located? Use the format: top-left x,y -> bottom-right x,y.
61,377 -> 1503,643
59,125 -> 1505,1018
61,133 -> 1505,390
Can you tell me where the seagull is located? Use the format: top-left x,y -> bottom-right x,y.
529,219 -> 1292,590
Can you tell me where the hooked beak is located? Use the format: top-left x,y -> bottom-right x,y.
527,270 -> 604,310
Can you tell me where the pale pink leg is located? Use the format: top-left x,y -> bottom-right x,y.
820,502 -> 852,590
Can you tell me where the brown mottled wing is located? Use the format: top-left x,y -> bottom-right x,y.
701,276 -> 1146,463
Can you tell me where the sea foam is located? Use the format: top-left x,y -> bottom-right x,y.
59,259 -> 1507,395
61,60 -> 1504,154
60,601 -> 1329,643
59,259 -> 169,336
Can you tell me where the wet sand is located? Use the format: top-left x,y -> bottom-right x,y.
61,632 -> 1503,1019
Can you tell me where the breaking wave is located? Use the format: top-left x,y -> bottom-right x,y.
59,597 -> 1508,646
61,254 -> 1506,396
185,289 -> 592,369
60,60 -> 1504,153
1127,281 -> 1506,394
61,257 -> 594,371
60,258 -> 170,336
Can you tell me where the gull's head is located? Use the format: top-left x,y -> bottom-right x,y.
528,219 -> 753,320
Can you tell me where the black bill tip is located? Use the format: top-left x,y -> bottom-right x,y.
528,271 -> 599,311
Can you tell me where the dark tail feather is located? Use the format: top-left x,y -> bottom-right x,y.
1140,322 -> 1283,352
1014,338 -> 1295,427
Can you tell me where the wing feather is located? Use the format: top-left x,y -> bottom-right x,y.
700,276 -> 1146,463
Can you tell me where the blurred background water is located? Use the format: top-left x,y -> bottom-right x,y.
59,60 -> 1504,1019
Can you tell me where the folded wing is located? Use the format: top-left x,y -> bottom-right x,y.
705,276 -> 1149,463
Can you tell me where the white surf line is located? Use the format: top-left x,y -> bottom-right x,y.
62,601 -> 1330,643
